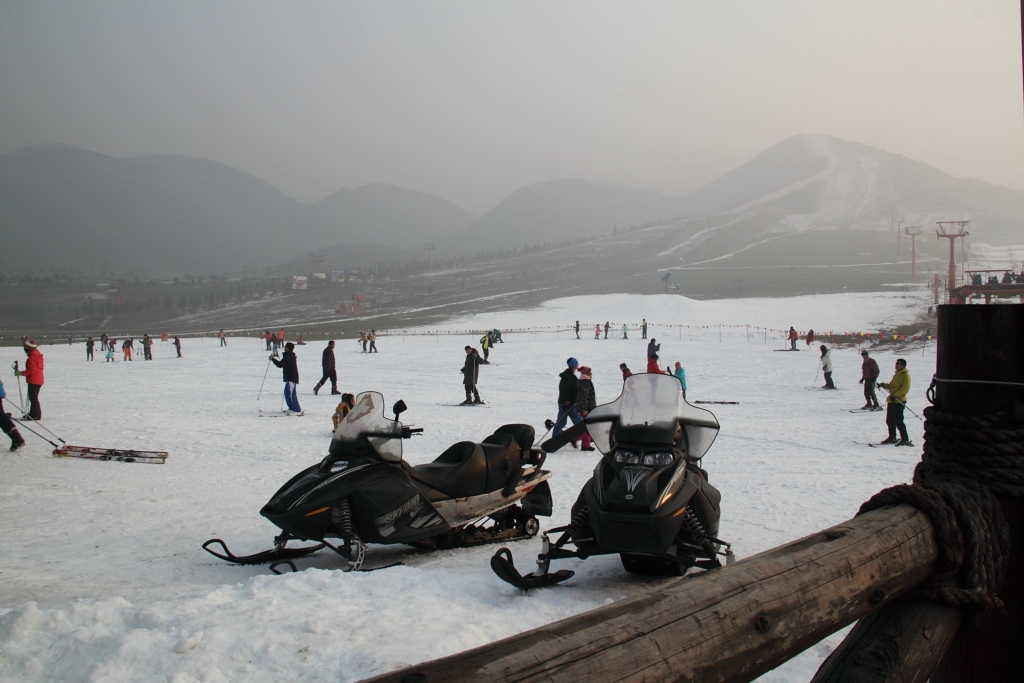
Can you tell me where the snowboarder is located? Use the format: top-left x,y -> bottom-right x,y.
270,342 -> 302,413
575,321 -> 580,339
620,363 -> 632,381
553,357 -> 581,441
646,353 -> 665,374
820,345 -> 835,389
15,339 -> 44,420
0,378 -> 25,451
622,323 -> 628,339
480,331 -> 493,363
878,359 -> 912,446
368,330 -> 378,353
173,335 -> 182,358
647,338 -> 660,359
594,324 -> 601,340
788,326 -> 798,350
86,336 -> 95,361
576,366 -> 597,451
461,346 -> 484,404
642,319 -> 648,339
604,321 -> 610,339
314,340 -> 339,395
219,329 -> 227,347
859,350 -> 881,410
672,361 -> 687,400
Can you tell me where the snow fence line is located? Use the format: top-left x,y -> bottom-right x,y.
3,325 -> 937,344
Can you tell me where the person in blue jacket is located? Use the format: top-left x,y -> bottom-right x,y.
671,360 -> 687,400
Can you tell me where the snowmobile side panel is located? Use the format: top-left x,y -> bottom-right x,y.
430,470 -> 552,527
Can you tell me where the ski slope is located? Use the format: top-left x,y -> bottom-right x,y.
0,290 -> 933,682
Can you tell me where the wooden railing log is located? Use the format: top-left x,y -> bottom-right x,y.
362,504 -> 937,683
809,600 -> 962,683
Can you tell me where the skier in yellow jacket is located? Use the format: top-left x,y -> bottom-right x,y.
878,358 -> 912,446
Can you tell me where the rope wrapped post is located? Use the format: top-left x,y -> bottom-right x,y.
929,304 -> 1024,680
813,304 -> 1024,683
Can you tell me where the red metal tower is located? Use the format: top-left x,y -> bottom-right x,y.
936,221 -> 969,298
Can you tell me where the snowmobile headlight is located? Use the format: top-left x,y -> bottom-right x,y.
642,452 -> 674,467
613,449 -> 640,465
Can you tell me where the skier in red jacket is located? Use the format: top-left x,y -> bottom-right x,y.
15,339 -> 44,420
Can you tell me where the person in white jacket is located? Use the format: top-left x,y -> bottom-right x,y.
819,345 -> 835,389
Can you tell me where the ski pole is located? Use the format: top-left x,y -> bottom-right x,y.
14,416 -> 67,444
257,357 -> 273,402
814,360 -> 821,384
12,418 -> 60,448
879,387 -> 923,420
12,361 -> 24,414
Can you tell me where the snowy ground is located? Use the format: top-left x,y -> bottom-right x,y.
0,291 -> 933,682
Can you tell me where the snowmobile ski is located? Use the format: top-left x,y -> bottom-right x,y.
53,445 -> 168,463
490,548 -> 574,589
202,538 -> 326,566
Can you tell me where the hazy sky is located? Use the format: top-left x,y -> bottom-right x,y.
1,1 -> 1021,214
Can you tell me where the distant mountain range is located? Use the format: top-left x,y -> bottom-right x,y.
1,135 -> 1021,276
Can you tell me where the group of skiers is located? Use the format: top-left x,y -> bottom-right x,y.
86,334 -> 182,361
575,319 -> 651,340
815,343 -> 912,446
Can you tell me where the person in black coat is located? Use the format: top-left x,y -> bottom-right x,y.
553,357 -> 582,442
314,340 -> 339,395
461,346 -> 484,404
647,338 -> 660,359
270,342 -> 302,412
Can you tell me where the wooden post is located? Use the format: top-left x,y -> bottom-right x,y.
929,304 -> 1024,681
361,505 -> 939,683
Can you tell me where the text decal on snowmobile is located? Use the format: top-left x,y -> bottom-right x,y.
375,495 -> 425,537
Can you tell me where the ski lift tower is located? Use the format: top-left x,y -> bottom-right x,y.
904,226 -> 922,279
936,221 -> 969,300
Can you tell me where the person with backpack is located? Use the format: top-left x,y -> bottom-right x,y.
270,342 -> 301,413
314,340 -> 339,395
859,350 -> 881,410
461,346 -> 484,404
0,378 -> 26,451
480,331 -> 493,363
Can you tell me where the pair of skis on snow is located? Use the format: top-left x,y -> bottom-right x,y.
12,415 -> 168,464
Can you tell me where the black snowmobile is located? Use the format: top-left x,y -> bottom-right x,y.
491,372 -> 733,589
204,391 -> 553,573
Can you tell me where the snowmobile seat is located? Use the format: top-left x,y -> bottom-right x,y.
481,435 -> 522,493
488,424 -> 536,454
411,441 -> 487,499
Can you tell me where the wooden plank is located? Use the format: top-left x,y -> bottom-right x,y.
362,504 -> 938,683
810,601 -> 962,683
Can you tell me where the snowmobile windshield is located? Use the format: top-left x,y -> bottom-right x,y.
586,373 -> 720,459
331,391 -> 403,462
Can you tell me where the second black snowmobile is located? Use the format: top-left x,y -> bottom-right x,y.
491,372 -> 734,589
205,391 -> 553,573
